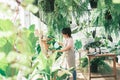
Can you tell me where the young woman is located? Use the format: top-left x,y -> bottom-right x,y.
57,27 -> 76,80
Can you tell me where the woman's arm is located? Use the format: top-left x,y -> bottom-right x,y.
57,45 -> 71,52
57,39 -> 73,52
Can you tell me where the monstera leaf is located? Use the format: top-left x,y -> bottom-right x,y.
74,40 -> 82,50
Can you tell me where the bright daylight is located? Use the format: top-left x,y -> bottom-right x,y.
0,0 -> 120,80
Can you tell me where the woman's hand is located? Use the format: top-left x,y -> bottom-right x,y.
57,42 -> 63,46
56,50 -> 62,53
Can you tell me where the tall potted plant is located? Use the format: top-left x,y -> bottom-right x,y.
81,31 -> 112,73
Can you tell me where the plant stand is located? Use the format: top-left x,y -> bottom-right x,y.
87,54 -> 117,80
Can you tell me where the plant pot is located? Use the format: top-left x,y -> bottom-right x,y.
40,0 -> 55,13
107,35 -> 113,42
90,58 -> 101,73
105,10 -> 112,20
89,0 -> 98,8
90,64 -> 98,73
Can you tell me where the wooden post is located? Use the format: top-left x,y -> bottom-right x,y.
113,55 -> 117,80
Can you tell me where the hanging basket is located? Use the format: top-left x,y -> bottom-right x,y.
89,0 -> 98,8
40,0 -> 55,13
105,10 -> 112,20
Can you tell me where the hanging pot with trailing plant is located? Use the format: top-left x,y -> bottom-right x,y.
92,29 -> 96,38
105,10 -> 112,20
89,0 -> 98,8
40,0 -> 55,13
107,35 -> 113,42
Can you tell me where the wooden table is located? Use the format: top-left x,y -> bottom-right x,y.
87,53 -> 117,80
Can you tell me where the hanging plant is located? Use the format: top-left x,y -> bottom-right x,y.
107,35 -> 113,42
89,0 -> 98,8
40,0 -> 55,13
92,29 -> 96,38
105,10 -> 112,20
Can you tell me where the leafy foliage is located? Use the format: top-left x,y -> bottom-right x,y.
22,0 -> 120,36
80,57 -> 112,73
0,19 -> 39,79
0,19 -> 16,54
29,52 -> 73,80
37,0 -> 89,35
39,0 -> 55,13
0,41 -> 13,55
74,40 -> 82,50
0,19 -> 15,31
15,24 -> 38,53
92,0 -> 120,35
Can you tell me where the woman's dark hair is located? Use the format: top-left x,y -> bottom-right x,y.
62,27 -> 72,37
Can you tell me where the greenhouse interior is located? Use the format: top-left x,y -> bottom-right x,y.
0,0 -> 120,80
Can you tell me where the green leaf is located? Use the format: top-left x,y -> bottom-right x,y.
113,4 -> 120,14
0,69 -> 6,76
6,65 -> 18,77
74,40 -> 82,50
0,38 -> 7,47
35,43 -> 41,54
0,56 -> 8,76
0,41 -> 13,55
0,19 -> 15,31
15,30 -> 32,53
29,24 -> 35,31
28,32 -> 38,53
7,33 -> 16,45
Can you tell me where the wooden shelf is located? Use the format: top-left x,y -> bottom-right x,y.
87,53 -> 117,80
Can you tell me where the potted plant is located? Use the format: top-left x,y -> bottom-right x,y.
29,52 -> 74,80
105,10 -> 112,20
81,31 -> 112,73
40,0 -> 55,13
109,40 -> 120,63
80,56 -> 112,73
89,0 -> 98,8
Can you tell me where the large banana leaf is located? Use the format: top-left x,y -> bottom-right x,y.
0,19 -> 16,31
0,52 -> 18,77
30,52 -> 57,80
0,41 -> 13,55
0,38 -> 7,47
15,24 -> 37,54
0,19 -> 17,54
